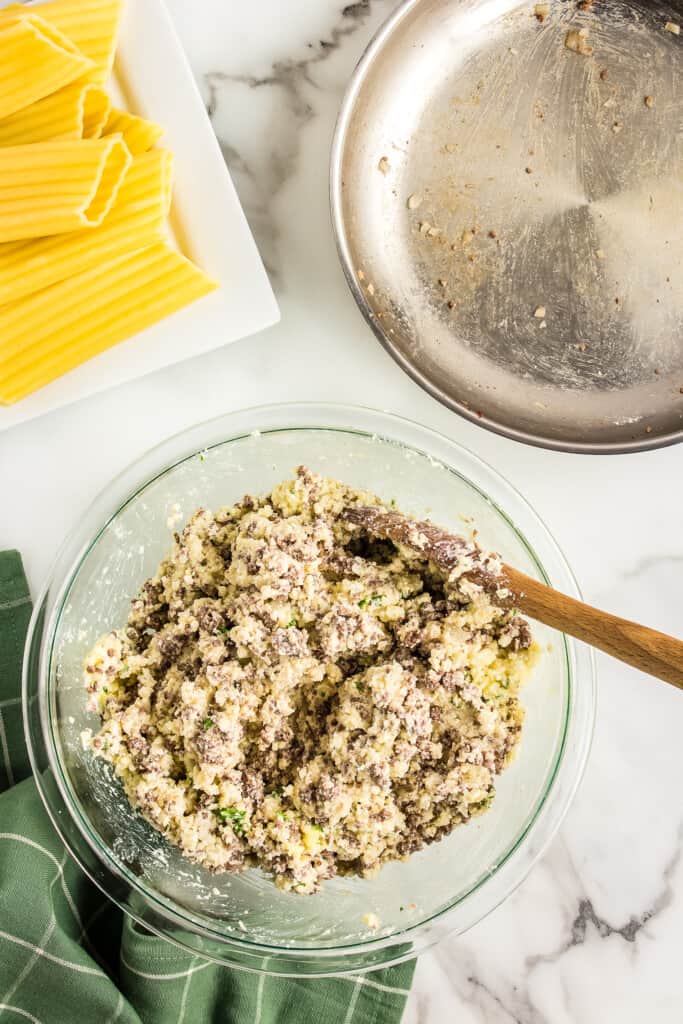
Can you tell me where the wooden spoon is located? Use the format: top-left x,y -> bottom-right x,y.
342,505 -> 683,691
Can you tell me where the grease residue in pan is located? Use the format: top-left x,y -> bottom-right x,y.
332,0 -> 683,452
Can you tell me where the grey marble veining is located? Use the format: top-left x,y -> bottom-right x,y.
199,1 -> 393,279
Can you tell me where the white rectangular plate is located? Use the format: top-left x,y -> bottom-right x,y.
0,0 -> 279,432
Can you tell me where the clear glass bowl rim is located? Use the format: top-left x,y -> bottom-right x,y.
23,401 -> 596,973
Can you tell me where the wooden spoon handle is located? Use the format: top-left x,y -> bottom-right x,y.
503,565 -> 683,690
341,505 -> 683,691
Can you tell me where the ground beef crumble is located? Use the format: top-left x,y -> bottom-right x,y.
84,468 -> 537,893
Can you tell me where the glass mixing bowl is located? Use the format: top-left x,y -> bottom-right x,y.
23,403 -> 595,976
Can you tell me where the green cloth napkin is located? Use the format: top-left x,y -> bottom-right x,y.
0,550 -> 415,1024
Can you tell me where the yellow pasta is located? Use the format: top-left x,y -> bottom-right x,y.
0,2 -> 222,403
103,107 -> 164,156
0,150 -> 172,305
106,148 -> 173,220
0,83 -> 110,146
0,136 -> 131,242
0,15 -> 94,121
29,0 -> 124,85
81,85 -> 111,138
0,243 -> 218,403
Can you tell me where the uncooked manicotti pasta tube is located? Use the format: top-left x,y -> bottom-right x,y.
0,0 -> 123,86
0,15 -> 94,120
0,83 -> 110,146
0,135 -> 131,242
103,107 -> 165,155
0,242 -> 218,404
0,150 -> 172,305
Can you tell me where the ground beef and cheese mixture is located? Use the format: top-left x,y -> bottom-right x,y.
84,468 -> 536,894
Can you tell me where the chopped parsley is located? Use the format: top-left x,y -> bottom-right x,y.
216,807 -> 247,835
355,681 -> 366,693
203,717 -> 213,730
285,619 -> 297,628
310,824 -> 324,834
474,793 -> 495,811
217,625 -> 229,636
360,594 -> 383,609
371,595 -> 383,605
358,597 -> 369,609
270,786 -> 283,798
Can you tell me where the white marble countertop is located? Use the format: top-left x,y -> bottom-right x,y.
2,2 -> 682,1020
